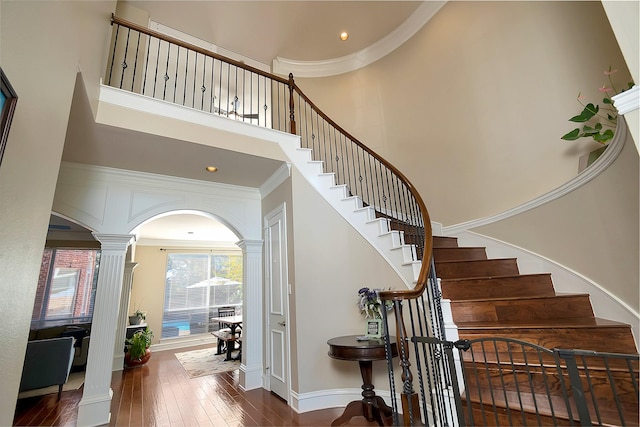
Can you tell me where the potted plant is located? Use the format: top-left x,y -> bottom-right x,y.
357,287 -> 393,338
124,327 -> 154,367
128,308 -> 146,325
561,66 -> 634,145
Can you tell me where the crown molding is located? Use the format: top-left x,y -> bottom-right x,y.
272,1 -> 447,78
612,85 -> 639,115
260,162 -> 291,197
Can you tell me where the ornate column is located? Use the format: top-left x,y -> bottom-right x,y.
237,239 -> 263,390
113,261 -> 138,371
77,234 -> 134,427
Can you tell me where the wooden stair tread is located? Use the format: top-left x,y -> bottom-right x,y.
433,236 -> 458,248
433,246 -> 487,261
441,273 -> 557,300
450,293 -> 590,303
436,257 -> 517,264
440,273 -> 550,283
455,317 -> 628,329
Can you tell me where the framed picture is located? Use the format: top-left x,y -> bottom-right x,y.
365,318 -> 382,338
0,67 -> 18,168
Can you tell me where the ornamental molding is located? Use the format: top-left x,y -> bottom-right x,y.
443,118 -> 628,234
272,1 -> 446,78
612,85 -> 639,115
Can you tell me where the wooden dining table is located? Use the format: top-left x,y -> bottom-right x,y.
210,315 -> 243,361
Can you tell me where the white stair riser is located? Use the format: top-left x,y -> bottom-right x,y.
283,138 -> 422,286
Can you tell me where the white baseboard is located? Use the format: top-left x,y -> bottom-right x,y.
152,334 -> 217,352
290,388 -> 394,414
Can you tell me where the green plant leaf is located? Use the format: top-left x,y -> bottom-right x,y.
603,98 -> 612,104
607,113 -> 616,121
594,129 -> 614,143
582,125 -> 598,136
569,103 -> 598,122
561,128 -> 581,140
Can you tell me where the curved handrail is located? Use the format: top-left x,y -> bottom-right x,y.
289,80 -> 433,294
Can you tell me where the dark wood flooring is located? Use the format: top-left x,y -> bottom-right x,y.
14,344 -> 378,426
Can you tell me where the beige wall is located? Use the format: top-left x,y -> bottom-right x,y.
128,245 -> 167,344
296,1 -> 631,226
289,168 -> 404,393
475,133 -> 639,313
601,0 -> 639,84
0,1 -> 115,422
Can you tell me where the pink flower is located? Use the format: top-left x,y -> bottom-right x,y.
599,85 -> 614,93
604,68 -> 618,76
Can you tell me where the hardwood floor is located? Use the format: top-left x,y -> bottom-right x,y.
14,344 -> 377,426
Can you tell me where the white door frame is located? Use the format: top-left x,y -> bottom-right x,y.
263,203 -> 291,402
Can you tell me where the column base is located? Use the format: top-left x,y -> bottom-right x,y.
76,389 -> 113,427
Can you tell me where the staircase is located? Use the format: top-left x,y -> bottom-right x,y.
104,19 -> 637,424
433,235 -> 639,425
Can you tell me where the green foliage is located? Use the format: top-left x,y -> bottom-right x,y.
126,327 -> 154,360
562,67 -> 634,145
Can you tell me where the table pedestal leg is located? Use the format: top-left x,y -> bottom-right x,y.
331,360 -> 393,426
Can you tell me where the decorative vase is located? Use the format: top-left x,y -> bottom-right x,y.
125,348 -> 151,367
129,315 -> 141,325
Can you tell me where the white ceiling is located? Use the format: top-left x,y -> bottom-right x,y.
55,1 -> 430,244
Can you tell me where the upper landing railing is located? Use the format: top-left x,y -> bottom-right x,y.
107,15 -> 443,426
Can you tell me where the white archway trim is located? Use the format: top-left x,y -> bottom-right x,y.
443,117 -> 628,234
54,162 -> 262,241
271,1 -> 447,78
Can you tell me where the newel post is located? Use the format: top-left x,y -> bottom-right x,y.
288,73 -> 296,135
392,299 -> 421,426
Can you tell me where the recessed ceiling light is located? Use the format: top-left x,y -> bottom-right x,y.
340,32 -> 349,41
206,166 -> 218,172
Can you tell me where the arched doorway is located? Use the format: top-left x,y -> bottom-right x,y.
129,211 -> 242,348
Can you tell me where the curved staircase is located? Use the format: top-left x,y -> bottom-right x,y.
434,235 -> 639,425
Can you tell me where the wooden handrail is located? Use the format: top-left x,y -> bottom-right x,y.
290,80 -> 433,296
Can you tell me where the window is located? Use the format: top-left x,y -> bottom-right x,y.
32,248 -> 100,328
162,252 -> 242,338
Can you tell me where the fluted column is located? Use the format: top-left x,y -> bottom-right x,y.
113,261 -> 138,371
237,239 -> 263,390
77,234 -> 134,427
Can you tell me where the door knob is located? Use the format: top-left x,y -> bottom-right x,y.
278,321 -> 286,326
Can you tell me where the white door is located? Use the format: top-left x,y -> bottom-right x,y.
265,205 -> 289,400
